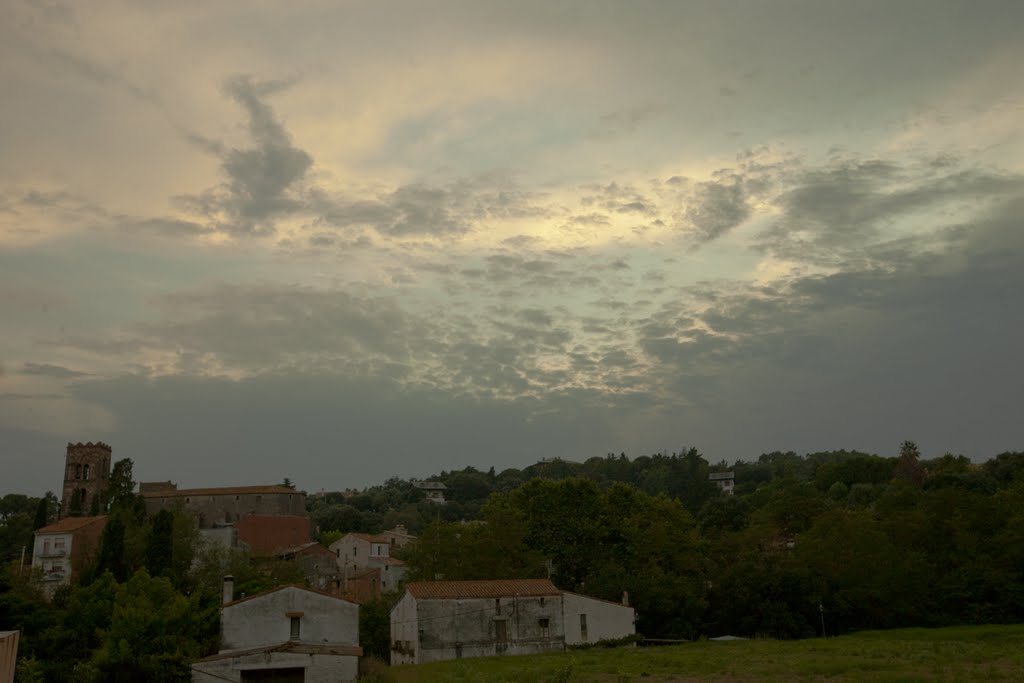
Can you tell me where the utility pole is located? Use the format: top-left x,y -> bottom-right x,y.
19,545 -> 26,576
819,603 -> 826,637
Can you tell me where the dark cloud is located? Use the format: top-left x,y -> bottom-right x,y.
175,76 -> 313,236
685,176 -> 750,243
21,362 -> 88,379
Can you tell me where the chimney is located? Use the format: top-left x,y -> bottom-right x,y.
622,591 -> 630,607
223,575 -> 234,605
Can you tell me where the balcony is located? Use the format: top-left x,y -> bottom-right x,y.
41,569 -> 67,582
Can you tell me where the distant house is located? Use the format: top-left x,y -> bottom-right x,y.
709,471 -> 735,495
382,524 -> 417,549
191,581 -> 361,683
277,542 -> 340,593
390,579 -> 635,665
415,481 -> 447,504
329,532 -> 408,594
31,515 -> 107,597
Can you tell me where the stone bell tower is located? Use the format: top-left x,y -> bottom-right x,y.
59,442 -> 113,518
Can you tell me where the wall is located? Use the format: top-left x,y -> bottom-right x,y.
329,534 -> 389,574
0,631 -> 18,683
410,594 -> 565,664
562,593 -> 636,645
389,591 -> 418,665
191,651 -> 358,683
144,491 -> 306,527
60,442 -> 111,518
221,587 -> 358,651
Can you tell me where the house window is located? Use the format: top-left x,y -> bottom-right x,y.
290,617 -> 301,640
495,599 -> 501,614
539,617 -> 550,637
580,614 -> 588,641
75,464 -> 82,479
540,597 -> 545,607
83,464 -> 90,480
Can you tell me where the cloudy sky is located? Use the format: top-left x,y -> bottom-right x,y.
2,0 -> 1022,495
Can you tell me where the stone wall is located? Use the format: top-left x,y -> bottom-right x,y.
60,442 -> 112,518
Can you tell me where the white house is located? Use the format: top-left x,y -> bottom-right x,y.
415,481 -> 447,504
390,579 -> 636,665
329,532 -> 408,593
31,516 -> 107,598
709,471 -> 735,495
562,592 -> 636,645
191,581 -> 361,683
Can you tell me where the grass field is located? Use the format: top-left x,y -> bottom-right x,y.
380,624 -> 1024,682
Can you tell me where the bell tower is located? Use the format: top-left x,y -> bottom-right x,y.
60,442 -> 113,518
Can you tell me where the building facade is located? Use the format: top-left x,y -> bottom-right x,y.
141,484 -> 306,527
709,471 -> 735,495
192,584 -> 361,683
561,592 -> 636,645
390,579 -> 566,665
329,532 -> 408,594
31,516 -> 107,597
59,442 -> 112,518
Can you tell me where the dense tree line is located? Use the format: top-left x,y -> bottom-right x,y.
312,444 -> 1024,640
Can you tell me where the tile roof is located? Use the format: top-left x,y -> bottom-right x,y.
197,640 -> 362,662
344,532 -> 389,543
405,578 -> 560,600
140,485 -> 298,498
235,515 -> 311,557
224,583 -> 357,608
35,516 -> 107,534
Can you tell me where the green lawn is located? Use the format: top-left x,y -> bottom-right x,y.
383,624 -> 1024,682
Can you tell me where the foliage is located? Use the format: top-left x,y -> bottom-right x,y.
360,597 -> 395,661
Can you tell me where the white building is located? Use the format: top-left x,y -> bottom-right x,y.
31,516 -> 107,597
415,481 -> 447,504
709,471 -> 736,495
329,532 -> 408,593
192,582 -> 361,683
562,592 -> 636,645
390,579 -> 635,665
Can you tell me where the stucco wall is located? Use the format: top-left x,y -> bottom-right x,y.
221,587 -> 358,651
390,591 -> 418,665
191,651 -> 358,683
396,594 -> 565,664
562,593 -> 635,645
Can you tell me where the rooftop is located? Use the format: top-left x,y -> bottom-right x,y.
35,515 -> 107,534
140,485 -> 298,498
709,472 -> 735,481
405,578 -> 560,600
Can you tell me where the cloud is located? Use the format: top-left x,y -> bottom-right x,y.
21,362 -> 88,379
684,176 -> 750,244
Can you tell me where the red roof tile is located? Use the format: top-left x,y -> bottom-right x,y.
405,579 -> 560,600
235,515 -> 311,557
35,516 -> 107,534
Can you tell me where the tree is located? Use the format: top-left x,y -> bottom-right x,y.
145,510 -> 174,579
894,441 -> 925,486
359,598 -> 393,660
96,518 -> 129,582
32,498 -> 49,530
107,458 -> 137,513
89,569 -> 218,681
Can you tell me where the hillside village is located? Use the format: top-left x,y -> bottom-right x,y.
1,440 -> 1023,681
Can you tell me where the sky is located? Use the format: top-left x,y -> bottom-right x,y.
2,0 -> 1023,495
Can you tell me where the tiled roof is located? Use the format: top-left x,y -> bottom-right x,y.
224,583 -> 357,608
406,578 -> 560,600
345,532 -> 388,543
35,516 -> 107,534
140,485 -> 298,498
708,472 -> 735,480
235,515 -> 311,557
197,640 -> 362,662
